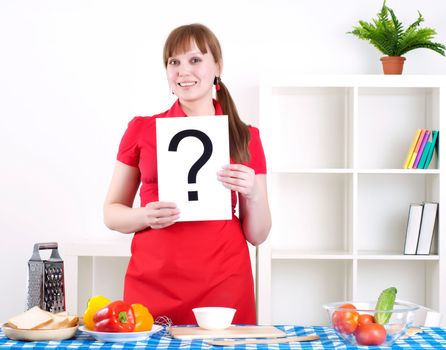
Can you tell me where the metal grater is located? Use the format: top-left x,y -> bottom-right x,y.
27,242 -> 65,312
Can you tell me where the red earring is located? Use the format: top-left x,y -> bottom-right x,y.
214,76 -> 221,91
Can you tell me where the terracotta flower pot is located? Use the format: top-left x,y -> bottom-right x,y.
380,56 -> 406,74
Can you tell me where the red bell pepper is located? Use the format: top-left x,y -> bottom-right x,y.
93,300 -> 136,332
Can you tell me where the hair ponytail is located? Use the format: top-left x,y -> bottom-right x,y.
216,81 -> 251,162
163,23 -> 251,163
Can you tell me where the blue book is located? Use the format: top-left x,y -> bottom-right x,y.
417,141 -> 432,169
423,131 -> 439,169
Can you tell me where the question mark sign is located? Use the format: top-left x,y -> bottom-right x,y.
168,129 -> 213,201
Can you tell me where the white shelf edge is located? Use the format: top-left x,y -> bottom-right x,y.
270,168 -> 440,174
260,74 -> 446,88
271,251 -> 353,260
357,169 -> 440,174
357,254 -> 439,261
270,168 -> 353,174
271,250 -> 439,261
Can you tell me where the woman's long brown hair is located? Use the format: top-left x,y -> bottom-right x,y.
163,23 -> 251,162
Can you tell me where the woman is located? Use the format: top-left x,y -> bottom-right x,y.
104,23 -> 271,325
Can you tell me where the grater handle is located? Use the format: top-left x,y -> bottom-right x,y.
29,242 -> 61,261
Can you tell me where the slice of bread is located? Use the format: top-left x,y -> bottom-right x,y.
8,306 -> 53,330
38,313 -> 69,330
4,322 -> 18,329
7,307 -> 79,330
67,315 -> 79,327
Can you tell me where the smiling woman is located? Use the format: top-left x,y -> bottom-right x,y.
163,24 -> 251,163
166,45 -> 217,107
102,23 -> 271,325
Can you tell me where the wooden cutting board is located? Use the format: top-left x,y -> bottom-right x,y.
169,325 -> 286,340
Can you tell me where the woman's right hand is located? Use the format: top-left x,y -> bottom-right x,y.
143,202 -> 180,229
104,162 -> 181,233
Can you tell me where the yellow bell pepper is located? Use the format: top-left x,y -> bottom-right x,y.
83,295 -> 111,330
131,303 -> 154,332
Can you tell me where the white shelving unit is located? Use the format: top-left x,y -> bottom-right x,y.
257,75 -> 445,327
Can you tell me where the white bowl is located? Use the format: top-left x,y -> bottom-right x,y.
192,307 -> 236,330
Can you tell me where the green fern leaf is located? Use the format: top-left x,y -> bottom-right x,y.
399,42 -> 446,56
348,0 -> 446,58
406,11 -> 424,32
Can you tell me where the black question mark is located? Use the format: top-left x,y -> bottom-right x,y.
168,129 -> 213,201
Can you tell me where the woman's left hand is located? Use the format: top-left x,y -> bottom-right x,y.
217,164 -> 258,200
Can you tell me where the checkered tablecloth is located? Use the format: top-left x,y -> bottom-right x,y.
1,326 -> 445,349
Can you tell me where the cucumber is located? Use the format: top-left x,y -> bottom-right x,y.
374,287 -> 397,325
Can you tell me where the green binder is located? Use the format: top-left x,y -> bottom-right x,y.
423,130 -> 439,169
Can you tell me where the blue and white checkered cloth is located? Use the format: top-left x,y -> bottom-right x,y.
1,326 -> 445,349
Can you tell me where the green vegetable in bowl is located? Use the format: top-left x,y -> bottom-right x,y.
374,287 -> 397,324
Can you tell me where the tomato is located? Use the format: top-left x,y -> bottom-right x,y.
358,314 -> 375,326
355,323 -> 386,345
332,303 -> 359,334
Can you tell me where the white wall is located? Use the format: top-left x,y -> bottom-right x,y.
1,0 -> 445,322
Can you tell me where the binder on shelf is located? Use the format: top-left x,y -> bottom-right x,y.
408,129 -> 427,168
404,204 -> 423,255
423,130 -> 439,169
403,129 -> 422,169
416,202 -> 438,255
417,141 -> 432,169
413,130 -> 430,168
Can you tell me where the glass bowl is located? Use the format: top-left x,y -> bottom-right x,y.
323,301 -> 419,346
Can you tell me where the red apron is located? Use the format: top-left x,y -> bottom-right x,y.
117,99 -> 266,325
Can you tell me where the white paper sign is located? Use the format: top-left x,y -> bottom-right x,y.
156,116 -> 231,221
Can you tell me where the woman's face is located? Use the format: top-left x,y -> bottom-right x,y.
166,41 -> 220,105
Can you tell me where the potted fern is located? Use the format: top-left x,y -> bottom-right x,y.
349,1 -> 445,74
